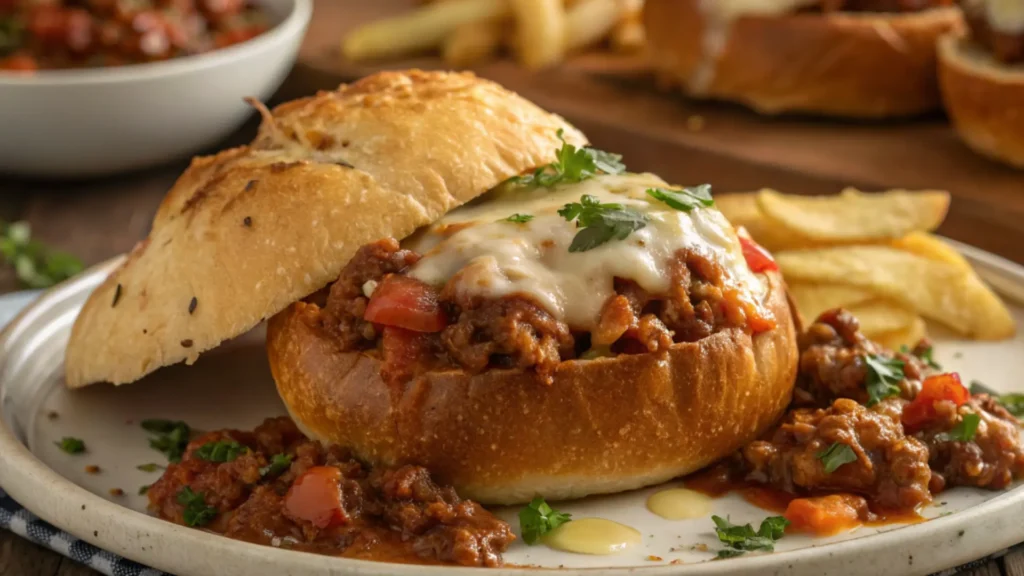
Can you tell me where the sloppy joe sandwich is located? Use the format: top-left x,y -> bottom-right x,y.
644,0 -> 963,117
939,0 -> 1024,168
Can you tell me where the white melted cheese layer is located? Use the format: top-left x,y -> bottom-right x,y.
403,173 -> 767,332
981,0 -> 1024,34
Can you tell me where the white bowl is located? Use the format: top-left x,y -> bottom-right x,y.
0,0 -> 313,179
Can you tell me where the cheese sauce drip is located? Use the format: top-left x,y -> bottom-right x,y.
543,518 -> 642,555
404,173 -> 768,333
646,488 -> 713,520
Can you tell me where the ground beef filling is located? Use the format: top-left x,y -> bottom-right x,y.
321,239 -> 751,385
734,308 -> 1024,509
147,417 -> 513,567
963,4 -> 1024,64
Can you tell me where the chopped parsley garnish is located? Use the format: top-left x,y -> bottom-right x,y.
503,213 -> 534,223
935,413 -> 981,443
646,185 -> 714,212
558,194 -> 648,253
141,419 -> 192,463
259,453 -> 293,478
519,496 -> 572,545
970,381 -> 1024,418
177,487 -> 216,527
55,437 -> 85,454
136,463 -> 165,473
863,354 -> 905,406
508,129 -> 625,188
712,515 -> 789,558
194,440 -> 246,463
0,220 -> 83,289
817,442 -> 857,474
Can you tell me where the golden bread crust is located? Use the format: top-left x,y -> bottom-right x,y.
266,271 -> 798,505
65,70 -> 586,388
939,33 -> 1024,169
644,0 -> 963,117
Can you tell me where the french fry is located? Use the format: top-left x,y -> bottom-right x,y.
442,21 -> 505,67
610,6 -> 646,53
787,283 -> 876,324
564,0 -> 625,51
891,231 -> 973,272
715,191 -> 814,252
510,0 -> 566,69
342,0 -> 510,62
873,314 -> 928,351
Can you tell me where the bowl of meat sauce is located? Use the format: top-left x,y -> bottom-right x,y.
0,0 -> 312,178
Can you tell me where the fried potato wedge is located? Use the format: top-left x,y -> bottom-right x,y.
787,283 -> 876,323
757,188 -> 951,243
872,314 -> 928,351
715,191 -> 813,252
890,231 -> 973,272
847,301 -> 922,340
776,246 -> 1014,340
511,0 -> 566,68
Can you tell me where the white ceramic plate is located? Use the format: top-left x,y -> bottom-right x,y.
0,240 -> 1022,576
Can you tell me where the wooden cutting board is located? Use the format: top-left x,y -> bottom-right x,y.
285,0 -> 1024,262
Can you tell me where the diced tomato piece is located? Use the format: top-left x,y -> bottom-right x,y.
364,275 -> 447,332
784,494 -> 866,536
902,373 -> 968,433
0,54 -> 38,71
283,466 -> 346,529
739,237 -> 778,273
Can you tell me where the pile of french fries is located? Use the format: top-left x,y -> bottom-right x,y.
718,189 -> 1016,348
343,0 -> 645,69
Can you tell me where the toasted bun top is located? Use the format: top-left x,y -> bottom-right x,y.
65,70 -> 586,388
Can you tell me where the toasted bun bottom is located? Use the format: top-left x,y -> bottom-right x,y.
266,272 -> 798,505
939,34 -> 1024,169
644,0 -> 963,117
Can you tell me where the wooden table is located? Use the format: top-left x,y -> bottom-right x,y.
4,1 -> 1024,574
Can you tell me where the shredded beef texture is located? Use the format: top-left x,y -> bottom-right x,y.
741,398 -> 933,509
795,309 -> 927,407
916,396 -> 1024,492
661,247 -> 753,342
440,295 -> 575,385
148,417 -> 513,567
322,239 -> 421,350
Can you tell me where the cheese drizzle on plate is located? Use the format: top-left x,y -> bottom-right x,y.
543,518 -> 643,556
646,487 -> 714,520
403,173 -> 769,334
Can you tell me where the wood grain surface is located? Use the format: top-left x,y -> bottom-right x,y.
1,0 -> 1024,574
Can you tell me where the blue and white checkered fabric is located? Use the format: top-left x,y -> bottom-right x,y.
0,486 -> 167,576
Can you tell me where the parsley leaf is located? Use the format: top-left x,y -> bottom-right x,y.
177,487 -> 216,527
935,413 -> 981,442
55,437 -> 85,454
863,354 -> 905,406
138,485 -> 150,496
194,440 -> 246,463
508,129 -> 625,188
902,344 -> 941,370
503,213 -> 534,223
519,496 -> 572,545
141,419 -> 192,463
970,381 -> 1024,418
817,442 -> 858,474
136,463 -> 165,473
646,185 -> 714,212
259,453 -> 294,478
558,195 -> 648,252
0,221 -> 83,289
712,515 -> 789,558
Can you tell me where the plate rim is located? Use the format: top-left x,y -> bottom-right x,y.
0,241 -> 1022,576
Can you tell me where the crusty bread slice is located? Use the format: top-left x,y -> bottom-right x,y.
267,269 -> 798,505
939,33 -> 1024,168
644,0 -> 963,117
64,70 -> 585,388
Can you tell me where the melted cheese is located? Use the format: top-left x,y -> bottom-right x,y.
646,488 -> 713,520
543,518 -> 642,555
691,0 -> 820,92
403,173 -> 767,333
981,0 -> 1024,33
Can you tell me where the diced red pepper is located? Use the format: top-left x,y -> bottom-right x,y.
902,373 -> 968,433
784,494 -> 866,536
283,466 -> 346,529
364,275 -> 447,333
739,237 -> 778,273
